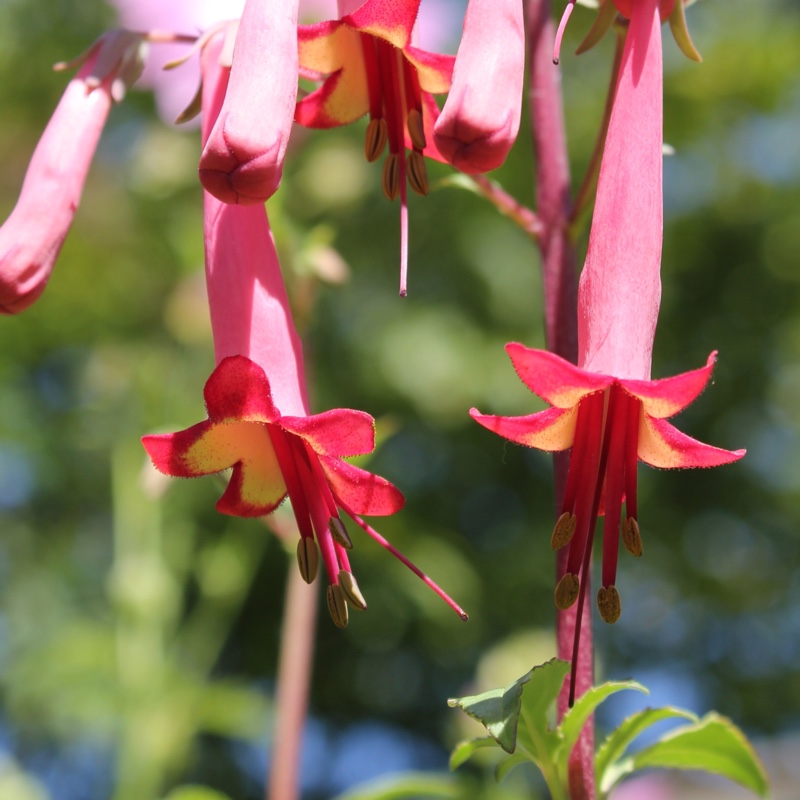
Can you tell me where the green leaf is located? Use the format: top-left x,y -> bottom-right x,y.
559,680 -> 648,761
449,737 -> 501,771
596,707 -> 698,795
331,772 -> 458,800
162,787 -> 232,800
495,751 -> 531,782
448,672 -> 531,754
628,713 -> 769,798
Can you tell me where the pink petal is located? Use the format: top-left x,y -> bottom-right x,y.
577,0 -> 663,379
199,0 -> 299,204
0,54 -> 114,314
433,0 -> 524,173
321,456 -> 405,515
470,405 -> 579,452
280,408 -> 376,456
203,356 -> 281,423
346,0 -> 422,50
201,40 -> 310,417
505,343 -> 611,408
622,352 -> 716,419
639,415 -> 746,469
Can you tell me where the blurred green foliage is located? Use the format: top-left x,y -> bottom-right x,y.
1,0 -> 799,798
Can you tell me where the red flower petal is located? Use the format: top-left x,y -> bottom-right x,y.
346,0 -> 422,50
321,456 -> 405,516
639,415 -> 745,469
280,408 -> 376,457
204,356 -> 280,423
470,405 -> 578,452
623,352 -> 716,419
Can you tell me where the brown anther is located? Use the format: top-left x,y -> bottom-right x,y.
382,154 -> 401,201
407,151 -> 429,196
622,517 -> 643,557
326,584 -> 349,628
597,585 -> 621,624
406,108 -> 426,151
554,572 -> 580,610
551,512 -> 577,550
329,517 -> 353,550
338,570 -> 367,610
296,537 -> 319,584
365,118 -> 388,162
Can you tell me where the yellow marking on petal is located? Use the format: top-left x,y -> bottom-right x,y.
330,517 -> 353,550
382,154 -> 400,200
184,421 -> 285,509
407,151 -> 428,196
406,108 -> 426,151
339,569 -> 367,610
555,572 -> 580,610
365,118 -> 388,161
597,585 -> 621,623
327,583 -> 349,628
622,517 -> 643,557
297,537 -> 319,584
298,23 -> 353,73
551,512 -> 577,550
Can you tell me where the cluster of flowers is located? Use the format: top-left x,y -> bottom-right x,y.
0,0 -> 742,655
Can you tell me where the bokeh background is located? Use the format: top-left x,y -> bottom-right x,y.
0,0 -> 799,798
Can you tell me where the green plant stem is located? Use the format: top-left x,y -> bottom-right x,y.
267,560 -> 319,800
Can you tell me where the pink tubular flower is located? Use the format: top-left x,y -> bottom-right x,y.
294,0 -> 457,296
0,30 -> 145,314
198,0 -> 300,204
433,0 -> 524,174
144,33 -> 467,627
471,0 -> 741,698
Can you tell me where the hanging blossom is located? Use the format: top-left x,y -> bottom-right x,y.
143,32 -> 467,628
554,0 -> 701,64
294,0 -> 524,296
471,0 -> 742,700
0,30 -> 147,314
198,0 -> 300,204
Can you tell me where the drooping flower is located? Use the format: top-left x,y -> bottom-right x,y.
554,0 -> 701,65
143,32 -> 467,627
198,0 -> 300,204
295,0 -> 523,295
0,30 -> 146,314
432,0 -> 525,174
471,0 -> 741,700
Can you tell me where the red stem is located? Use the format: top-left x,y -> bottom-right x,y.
527,1 -> 595,798
267,561 -> 318,800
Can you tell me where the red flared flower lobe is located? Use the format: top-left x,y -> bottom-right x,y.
295,0 -> 455,295
432,0 -> 524,174
471,343 -> 744,651
142,357 -> 468,625
0,30 -> 145,314
198,0 -> 300,204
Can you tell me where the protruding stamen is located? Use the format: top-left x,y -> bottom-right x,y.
406,108 -> 426,151
551,512 -> 577,550
296,537 -> 319,584
553,0 -> 577,65
365,118 -> 388,162
407,151 -> 428,196
555,572 -> 580,610
597,584 -> 621,623
330,517 -> 353,550
382,154 -> 401,200
326,584 -> 349,628
339,569 -> 367,610
622,517 -> 642,557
